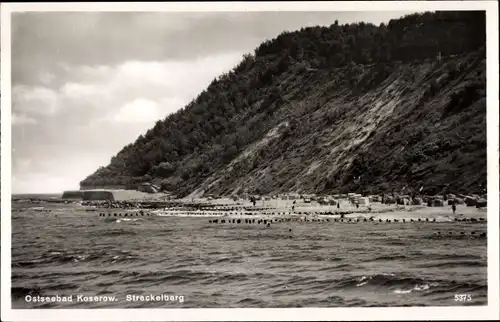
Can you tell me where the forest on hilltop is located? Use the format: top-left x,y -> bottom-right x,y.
81,11 -> 486,197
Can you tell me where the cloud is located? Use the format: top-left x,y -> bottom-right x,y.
109,96 -> 189,124
112,99 -> 162,124
12,11 -> 414,85
81,52 -> 244,99
39,71 -> 56,85
13,158 -> 33,173
13,173 -> 81,194
12,150 -> 115,194
61,82 -> 102,99
12,85 -> 59,116
13,52 -> 244,128
12,113 -> 38,125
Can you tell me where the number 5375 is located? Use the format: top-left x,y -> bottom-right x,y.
455,294 -> 472,302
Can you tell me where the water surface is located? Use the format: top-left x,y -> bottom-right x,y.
11,201 -> 487,308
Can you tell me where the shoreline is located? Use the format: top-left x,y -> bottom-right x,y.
12,196 -> 488,222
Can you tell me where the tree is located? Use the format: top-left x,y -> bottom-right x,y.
153,162 -> 176,177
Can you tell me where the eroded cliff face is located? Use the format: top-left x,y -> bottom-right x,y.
80,12 -> 486,198
184,52 -> 486,198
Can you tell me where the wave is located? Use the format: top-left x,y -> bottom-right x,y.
119,270 -> 214,286
328,273 -> 432,292
101,217 -> 143,224
207,256 -> 245,265
12,253 -> 83,266
415,260 -> 486,269
421,281 -> 487,297
425,233 -> 487,240
333,273 -> 487,298
331,263 -> 358,270
385,239 -> 408,246
268,254 -> 345,263
332,273 -> 402,289
12,203 -> 488,308
364,232 -> 389,237
12,270 -> 94,280
95,229 -> 138,237
111,269 -> 278,288
236,297 -> 267,305
372,254 -> 407,261
11,287 -> 42,300
267,273 -> 433,294
116,218 -> 141,223
423,253 -> 483,261
393,283 -> 433,294
12,268 -> 488,308
13,249 -> 141,268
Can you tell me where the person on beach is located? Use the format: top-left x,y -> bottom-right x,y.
452,201 -> 457,215
337,202 -> 340,209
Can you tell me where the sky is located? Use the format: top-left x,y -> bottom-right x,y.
11,10 -> 415,194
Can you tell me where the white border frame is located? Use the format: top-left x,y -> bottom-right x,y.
1,1 -> 499,321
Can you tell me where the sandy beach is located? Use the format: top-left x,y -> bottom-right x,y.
149,198 -> 487,223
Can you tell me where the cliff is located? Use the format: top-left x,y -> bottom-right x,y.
80,11 -> 486,198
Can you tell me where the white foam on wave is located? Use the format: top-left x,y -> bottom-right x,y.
414,284 -> 430,291
394,288 -> 413,294
115,218 -> 140,223
356,275 -> 370,287
355,274 -> 396,287
73,255 -> 87,263
394,283 -> 431,294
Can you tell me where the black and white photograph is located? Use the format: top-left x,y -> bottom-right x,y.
1,1 -> 499,321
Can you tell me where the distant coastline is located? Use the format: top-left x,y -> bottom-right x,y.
12,193 -> 61,199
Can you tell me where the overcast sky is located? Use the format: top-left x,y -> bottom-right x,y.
11,11 -> 414,194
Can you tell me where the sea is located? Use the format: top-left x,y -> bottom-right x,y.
9,195 -> 487,308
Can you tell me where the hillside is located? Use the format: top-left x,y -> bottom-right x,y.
80,11 -> 486,198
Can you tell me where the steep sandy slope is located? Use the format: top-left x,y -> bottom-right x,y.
186,51 -> 485,197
